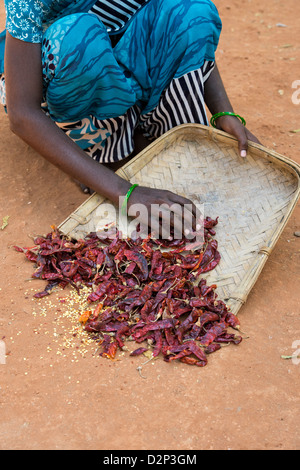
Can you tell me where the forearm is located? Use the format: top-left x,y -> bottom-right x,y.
204,63 -> 234,115
4,33 -> 131,204
8,107 -> 131,204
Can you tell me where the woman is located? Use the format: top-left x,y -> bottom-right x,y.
0,0 -> 260,235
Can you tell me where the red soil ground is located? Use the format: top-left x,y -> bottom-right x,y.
0,0 -> 299,450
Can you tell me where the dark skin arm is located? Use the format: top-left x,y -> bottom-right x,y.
5,33 -> 197,235
204,63 -> 261,156
4,33 -> 131,206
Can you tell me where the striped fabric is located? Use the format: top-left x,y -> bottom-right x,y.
139,62 -> 215,140
89,0 -> 148,33
57,105 -> 141,163
0,75 -> 5,107
58,62 -> 214,163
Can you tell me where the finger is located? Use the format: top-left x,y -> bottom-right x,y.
152,205 -> 184,239
179,198 -> 203,232
168,193 -> 201,231
78,182 -> 92,194
236,131 -> 248,158
81,184 -> 92,194
165,201 -> 196,234
170,193 -> 198,217
222,120 -> 249,158
167,202 -> 203,238
73,179 -> 92,194
246,129 -> 262,145
148,213 -> 175,240
170,202 -> 197,235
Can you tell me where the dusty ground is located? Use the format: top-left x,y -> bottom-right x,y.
0,0 -> 299,451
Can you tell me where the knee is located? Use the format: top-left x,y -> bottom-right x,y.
154,0 -> 211,12
162,0 -> 222,47
42,13 -> 109,82
153,0 -> 221,27
45,12 -> 107,43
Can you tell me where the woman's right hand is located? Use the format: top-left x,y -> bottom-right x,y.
127,185 -> 201,239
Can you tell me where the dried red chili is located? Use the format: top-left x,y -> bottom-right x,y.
130,347 -> 149,357
124,249 -> 149,280
15,217 -> 243,367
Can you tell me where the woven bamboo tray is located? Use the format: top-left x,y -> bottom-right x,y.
59,124 -> 300,315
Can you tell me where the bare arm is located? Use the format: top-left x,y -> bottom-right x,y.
4,32 -> 131,205
204,63 -> 261,156
4,33 -> 198,235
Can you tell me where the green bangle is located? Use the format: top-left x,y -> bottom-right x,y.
121,183 -> 139,217
210,112 -> 246,129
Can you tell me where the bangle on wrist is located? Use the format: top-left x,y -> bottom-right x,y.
210,112 -> 246,129
121,183 -> 139,217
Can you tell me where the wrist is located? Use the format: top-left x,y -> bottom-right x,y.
210,112 -> 246,129
121,183 -> 139,216
107,176 -> 132,206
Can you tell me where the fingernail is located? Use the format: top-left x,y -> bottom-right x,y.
196,224 -> 202,231
241,150 -> 247,158
184,229 -> 190,236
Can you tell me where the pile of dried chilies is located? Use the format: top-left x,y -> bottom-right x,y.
14,217 -> 242,367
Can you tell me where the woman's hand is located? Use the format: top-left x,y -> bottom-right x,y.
214,114 -> 261,157
127,186 -> 201,239
204,62 -> 262,157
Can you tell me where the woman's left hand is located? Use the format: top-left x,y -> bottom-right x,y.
215,114 -> 262,157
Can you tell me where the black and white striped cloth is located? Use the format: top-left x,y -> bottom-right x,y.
57,105 -> 141,164
140,63 -> 215,140
89,0 -> 149,33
